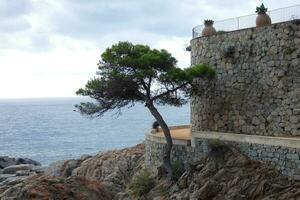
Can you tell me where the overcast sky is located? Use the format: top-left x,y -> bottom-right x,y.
0,0 -> 298,98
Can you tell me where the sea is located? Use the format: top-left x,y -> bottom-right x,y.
0,98 -> 190,166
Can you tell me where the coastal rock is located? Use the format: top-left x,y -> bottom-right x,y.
2,164 -> 36,174
0,157 -> 18,169
16,158 -> 41,166
0,175 -> 28,188
0,162 -> 44,192
72,144 -> 145,193
2,143 -> 300,199
45,159 -> 81,177
145,145 -> 300,200
0,175 -> 112,200
0,156 -> 41,169
43,144 -> 145,198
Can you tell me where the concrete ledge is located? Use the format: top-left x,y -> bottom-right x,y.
192,131 -> 300,149
151,125 -> 191,134
146,134 -> 191,146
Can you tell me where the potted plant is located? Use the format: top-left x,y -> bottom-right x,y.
152,121 -> 160,133
202,20 -> 216,37
255,3 -> 271,27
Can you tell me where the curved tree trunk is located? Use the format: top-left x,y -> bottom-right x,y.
146,101 -> 173,179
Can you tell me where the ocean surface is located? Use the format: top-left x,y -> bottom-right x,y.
0,98 -> 190,165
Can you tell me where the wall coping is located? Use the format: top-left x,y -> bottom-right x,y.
190,20 -> 297,42
146,133 -> 191,146
151,125 -> 191,134
192,131 -> 300,149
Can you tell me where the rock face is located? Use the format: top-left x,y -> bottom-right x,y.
0,175 -> 112,200
45,144 -> 145,196
2,164 -> 37,174
0,156 -> 43,194
1,145 -> 144,199
147,145 -> 300,200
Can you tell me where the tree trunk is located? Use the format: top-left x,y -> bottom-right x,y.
146,101 -> 173,180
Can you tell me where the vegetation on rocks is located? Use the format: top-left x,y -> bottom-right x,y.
128,170 -> 155,197
171,160 -> 185,181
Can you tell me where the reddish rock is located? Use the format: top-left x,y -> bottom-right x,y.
0,175 -> 112,200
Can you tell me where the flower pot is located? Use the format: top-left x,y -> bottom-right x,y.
256,13 -> 271,27
202,25 -> 216,37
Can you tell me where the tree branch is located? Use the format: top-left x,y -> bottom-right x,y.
151,82 -> 189,101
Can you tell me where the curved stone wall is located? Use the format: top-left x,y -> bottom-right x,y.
145,128 -> 300,177
191,21 -> 300,136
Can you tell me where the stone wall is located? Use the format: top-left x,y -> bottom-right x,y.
145,134 -> 204,174
194,137 -> 300,176
191,21 -> 300,136
145,131 -> 300,176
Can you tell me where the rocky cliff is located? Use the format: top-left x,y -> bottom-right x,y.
1,143 -> 300,200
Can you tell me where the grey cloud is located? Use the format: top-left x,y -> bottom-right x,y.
0,0 -> 298,52
48,0 -> 203,39
0,0 -> 33,19
0,0 -> 33,33
0,18 -> 31,32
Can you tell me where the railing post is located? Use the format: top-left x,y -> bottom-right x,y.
237,17 -> 239,29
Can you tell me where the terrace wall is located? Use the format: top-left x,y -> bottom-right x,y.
191,21 -> 300,136
145,21 -> 300,177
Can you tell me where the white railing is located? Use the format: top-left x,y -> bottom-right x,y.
192,4 -> 300,38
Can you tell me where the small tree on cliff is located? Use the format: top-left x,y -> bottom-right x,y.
76,41 -> 215,179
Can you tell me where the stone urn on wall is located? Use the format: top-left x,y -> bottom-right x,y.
202,20 -> 216,37
255,3 -> 271,27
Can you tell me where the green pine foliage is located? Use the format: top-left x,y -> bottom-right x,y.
76,41 -> 216,117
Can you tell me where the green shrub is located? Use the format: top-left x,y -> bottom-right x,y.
128,170 -> 155,197
256,3 -> 268,14
217,30 -> 226,35
204,19 -> 214,26
172,160 -> 185,180
152,121 -> 160,132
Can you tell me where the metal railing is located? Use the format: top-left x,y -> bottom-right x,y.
192,4 -> 300,38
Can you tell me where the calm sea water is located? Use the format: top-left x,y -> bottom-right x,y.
0,98 -> 190,165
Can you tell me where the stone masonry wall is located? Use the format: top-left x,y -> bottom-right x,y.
191,21 -> 300,136
145,136 -> 300,176
194,138 -> 300,176
145,138 -> 204,174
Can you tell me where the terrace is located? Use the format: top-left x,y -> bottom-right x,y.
192,4 -> 300,38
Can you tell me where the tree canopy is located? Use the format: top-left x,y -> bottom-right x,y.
76,41 -> 215,116
76,41 -> 215,179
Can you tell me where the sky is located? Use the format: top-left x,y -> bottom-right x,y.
0,0 -> 298,98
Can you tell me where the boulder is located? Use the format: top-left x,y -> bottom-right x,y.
16,158 -> 41,166
44,159 -> 81,177
2,164 -> 35,174
0,156 -> 41,169
44,160 -> 66,177
0,156 -> 17,169
0,174 -> 15,183
0,175 -> 28,187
